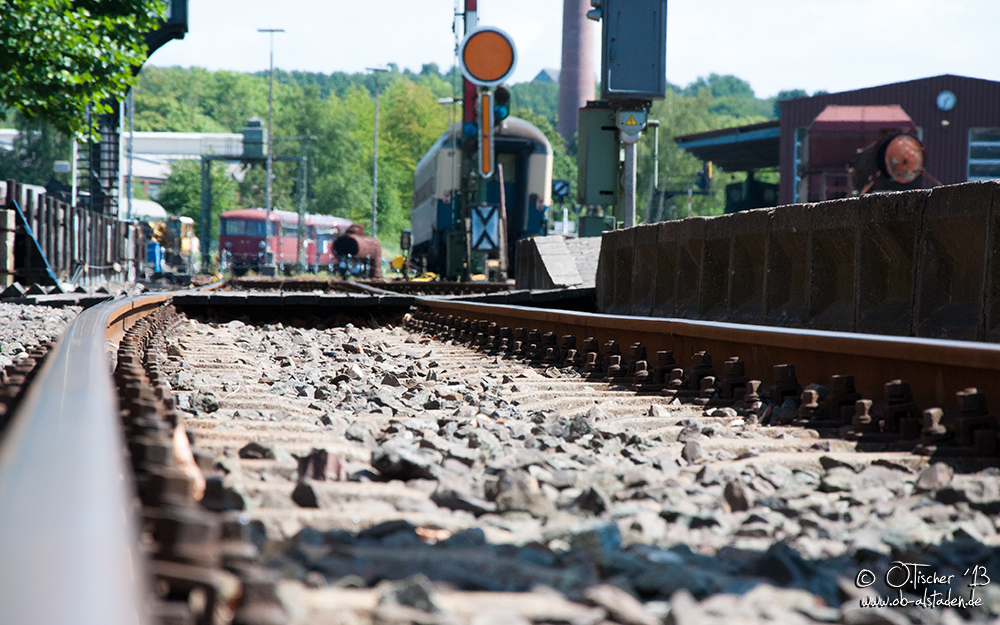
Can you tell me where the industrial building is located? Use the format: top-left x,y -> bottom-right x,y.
675,74 -> 1000,211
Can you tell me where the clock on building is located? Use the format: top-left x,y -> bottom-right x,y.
936,90 -> 957,111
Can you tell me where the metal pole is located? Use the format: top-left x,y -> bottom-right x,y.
367,67 -> 388,238
200,158 -> 211,270
296,155 -> 307,271
70,138 -> 78,208
258,28 -> 283,264
623,141 -> 636,228
372,75 -> 379,238
653,123 -> 659,189
126,88 -> 134,221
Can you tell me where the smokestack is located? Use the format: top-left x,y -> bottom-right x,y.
558,0 -> 595,145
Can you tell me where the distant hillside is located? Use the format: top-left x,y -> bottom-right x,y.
3,63 -> 821,234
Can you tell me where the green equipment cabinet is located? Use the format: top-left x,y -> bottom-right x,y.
577,103 -> 620,207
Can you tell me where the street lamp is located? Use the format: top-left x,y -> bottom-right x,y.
258,27 -> 284,264
367,67 -> 389,238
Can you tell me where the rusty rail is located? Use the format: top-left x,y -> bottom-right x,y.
414,298 -> 1000,413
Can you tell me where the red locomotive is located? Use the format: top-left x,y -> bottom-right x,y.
219,208 -> 355,272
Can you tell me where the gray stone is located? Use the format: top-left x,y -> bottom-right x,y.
239,441 -> 275,460
568,519 -> 621,552
493,470 -> 554,517
649,404 -> 670,418
371,447 -> 437,481
378,574 -> 440,613
583,584 -> 659,625
677,422 -> 702,442
467,428 -> 502,458
819,467 -> 856,492
432,480 -> 496,516
572,486 -> 610,515
681,440 -> 704,464
292,482 -> 319,508
915,462 -> 954,492
191,390 -> 220,413
723,480 -> 752,512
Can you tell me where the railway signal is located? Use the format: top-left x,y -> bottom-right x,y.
478,90 -> 494,178
460,27 -> 517,179
583,0 -> 668,228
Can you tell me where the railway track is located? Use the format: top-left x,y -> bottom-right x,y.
1,284 -> 999,624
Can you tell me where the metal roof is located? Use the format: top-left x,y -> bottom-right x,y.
674,120 -> 780,172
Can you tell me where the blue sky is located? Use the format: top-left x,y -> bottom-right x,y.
148,0 -> 1000,98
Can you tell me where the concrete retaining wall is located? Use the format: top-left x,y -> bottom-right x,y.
596,181 -> 1000,341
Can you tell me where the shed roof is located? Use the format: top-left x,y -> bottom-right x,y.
674,120 -> 780,171
810,105 -> 916,132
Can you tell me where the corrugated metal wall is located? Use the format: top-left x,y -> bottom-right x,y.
778,75 -> 1000,205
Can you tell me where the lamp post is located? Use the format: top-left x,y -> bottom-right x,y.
367,67 -> 389,238
258,27 -> 284,265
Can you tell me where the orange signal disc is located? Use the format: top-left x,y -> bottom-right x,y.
461,28 -> 516,86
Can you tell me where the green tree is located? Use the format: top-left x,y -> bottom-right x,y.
508,81 -> 561,128
0,113 -> 71,186
157,159 -> 237,243
1,0 -> 167,138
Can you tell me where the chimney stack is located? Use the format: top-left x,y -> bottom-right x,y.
558,0 -> 595,145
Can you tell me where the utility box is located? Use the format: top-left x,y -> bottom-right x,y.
580,215 -> 616,238
599,0 -> 667,101
242,117 -> 267,160
577,103 -> 619,206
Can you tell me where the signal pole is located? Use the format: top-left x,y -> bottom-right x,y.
368,67 -> 389,238
258,28 -> 283,266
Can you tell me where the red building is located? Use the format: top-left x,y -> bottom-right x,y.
676,74 -> 1000,209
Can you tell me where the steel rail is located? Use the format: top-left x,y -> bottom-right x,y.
0,293 -> 170,625
415,298 -> 1000,410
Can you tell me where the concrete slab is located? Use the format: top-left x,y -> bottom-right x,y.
986,183 -> 1000,342
595,230 -> 620,312
514,236 -> 583,291
610,228 -> 636,315
629,224 -> 659,315
806,197 -> 859,332
856,190 -> 928,336
674,217 -> 706,319
564,236 -> 602,289
728,209 -> 770,325
765,203 -> 809,327
650,220 -> 680,317
916,182 -> 995,340
699,215 -> 731,320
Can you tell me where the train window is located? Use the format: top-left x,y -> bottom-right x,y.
968,128 -> 1000,181
280,223 -> 297,237
246,221 -> 266,237
222,219 -> 246,236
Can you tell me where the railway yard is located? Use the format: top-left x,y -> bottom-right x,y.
2,277 -> 1000,625
6,1 -> 1000,623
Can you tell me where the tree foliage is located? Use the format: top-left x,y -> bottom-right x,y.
157,159 -> 237,243
0,112 -> 70,186
0,0 -> 167,138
